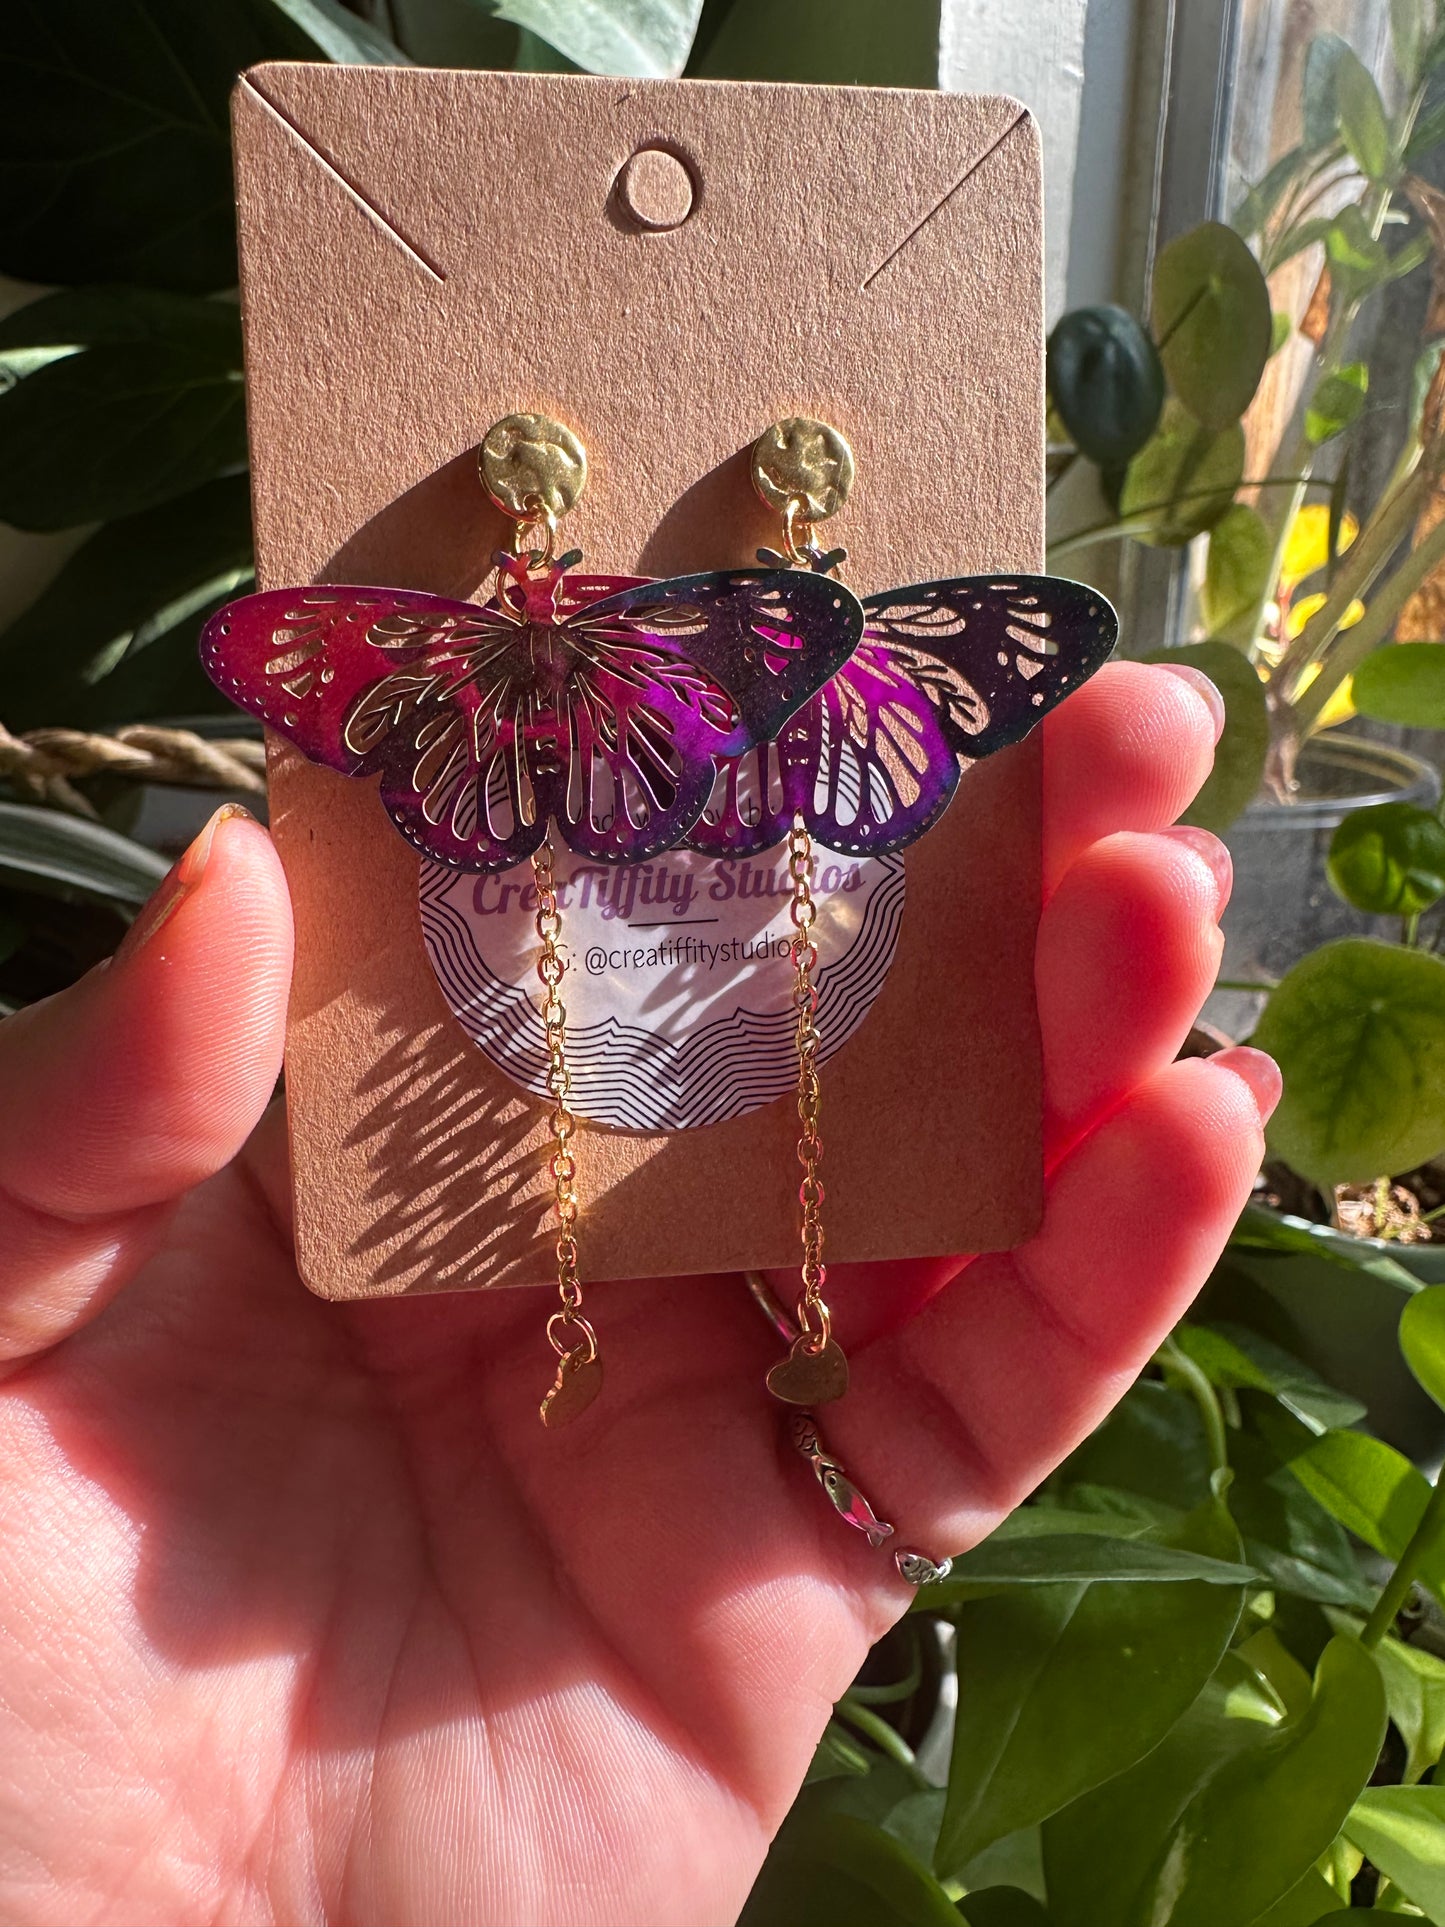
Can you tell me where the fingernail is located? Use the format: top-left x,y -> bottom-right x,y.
1211,1044 -> 1283,1124
116,803 -> 252,963
1156,662 -> 1227,743
1161,823 -> 1233,916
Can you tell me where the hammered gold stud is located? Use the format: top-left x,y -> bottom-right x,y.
479,412 -> 587,521
751,416 -> 855,523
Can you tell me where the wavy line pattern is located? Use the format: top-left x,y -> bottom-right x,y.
419,854 -> 906,1131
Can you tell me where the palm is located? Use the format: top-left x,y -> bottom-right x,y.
0,664 -> 1273,1927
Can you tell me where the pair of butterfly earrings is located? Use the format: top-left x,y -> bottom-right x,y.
200,411 -> 1118,1429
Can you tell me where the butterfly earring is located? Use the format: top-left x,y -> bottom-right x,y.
198,413 -> 864,1428
690,416 -> 1122,1409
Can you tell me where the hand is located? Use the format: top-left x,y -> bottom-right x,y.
0,662 -> 1275,1927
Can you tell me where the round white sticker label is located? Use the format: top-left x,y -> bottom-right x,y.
419,846 -> 905,1133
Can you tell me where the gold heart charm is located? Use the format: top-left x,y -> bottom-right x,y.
540,1349 -> 603,1428
766,1335 -> 849,1406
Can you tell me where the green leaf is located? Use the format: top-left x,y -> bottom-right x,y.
0,475 -> 253,729
496,0 -> 703,75
1255,1870 -> 1363,1924
920,1533 -> 1256,1597
740,1811 -> 960,1927
1374,1635 -> 1445,1783
1152,221 -> 1273,430
1329,204 -> 1390,277
689,0 -> 940,82
1046,306 -> 1164,468
0,0 -> 375,292
1146,642 -> 1268,832
1043,1637 -> 1387,1927
1336,46 -> 1395,179
1271,214 -> 1337,270
1393,0 -> 1428,83
1230,1201 -> 1424,1289
1063,1381 -> 1214,1509
1303,34 -> 1352,149
262,0 -> 408,61
1230,1435 -> 1376,1611
1354,642 -> 1445,728
1401,1284 -> 1445,1415
1406,96 -> 1445,164
936,1502 -> 1245,1873
1200,504 -> 1272,640
1344,1785 -> 1445,1918
1119,401 -> 1245,546
1251,940 -> 1445,1186
1306,362 -> 1370,445
1173,1321 -> 1367,1433
1235,147 -> 1309,237
1328,803 -> 1445,917
0,804 -> 166,909
1271,309 -> 1293,354
0,294 -> 245,530
387,0 -> 518,64
1257,1406 -> 1445,1599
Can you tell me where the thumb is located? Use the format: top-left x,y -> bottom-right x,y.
0,804 -> 292,1366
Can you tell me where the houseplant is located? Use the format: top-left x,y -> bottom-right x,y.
7,1 -> 1445,1918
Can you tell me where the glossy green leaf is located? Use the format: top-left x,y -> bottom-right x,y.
1064,1382 -> 1214,1509
0,0 -> 378,292
1306,362 -> 1369,445
1271,214 -> 1337,270
1146,642 -> 1268,832
1200,503 -> 1272,640
937,1502 -> 1245,1873
1252,940 -> 1445,1186
1401,1285 -> 1445,1416
1344,1785 -> 1445,1918
1230,1433 -> 1374,1611
1257,1407 -> 1445,1599
0,476 -> 253,729
739,1811 -> 960,1927
1335,46 -> 1395,179
1229,1201 -> 1423,1289
1119,402 -> 1245,546
1303,34 -> 1352,149
496,0 -> 702,75
921,1532 -> 1255,1597
689,0 -> 939,82
1406,96 -> 1445,164
0,294 -> 245,530
0,804 -> 166,909
1174,1321 -> 1367,1434
1374,1635 -> 1445,1784
262,0 -> 407,61
1151,222 -> 1272,430
1043,1637 -> 1387,1927
1235,147 -> 1308,238
1353,643 -> 1445,728
1253,1868 -> 1354,1924
1327,804 -> 1445,917
960,1892 -> 1052,1927
1046,306 -> 1164,467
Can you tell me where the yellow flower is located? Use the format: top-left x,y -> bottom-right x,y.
1284,591 -> 1366,640
1280,505 -> 1358,590
1293,660 -> 1358,728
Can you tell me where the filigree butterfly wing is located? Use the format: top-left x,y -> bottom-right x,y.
685,573 -> 1117,858
201,583 -> 567,871
578,569 -> 865,752
546,567 -> 864,863
858,574 -> 1118,762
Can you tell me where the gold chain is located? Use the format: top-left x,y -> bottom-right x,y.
787,815 -> 829,1354
532,840 -> 596,1366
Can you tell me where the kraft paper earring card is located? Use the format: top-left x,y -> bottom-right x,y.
231,64 -> 1050,1299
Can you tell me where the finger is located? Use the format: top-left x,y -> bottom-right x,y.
829,1049 -> 1278,1556
1038,824 -> 1231,1156
0,806 -> 292,1367
1043,660 -> 1224,893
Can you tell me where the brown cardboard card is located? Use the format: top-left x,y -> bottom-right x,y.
231,64 -> 1047,1299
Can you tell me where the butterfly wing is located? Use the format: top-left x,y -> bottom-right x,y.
201,583 -> 565,870
685,573 -> 1117,858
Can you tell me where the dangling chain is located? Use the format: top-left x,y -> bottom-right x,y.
787,815 -> 829,1356
532,840 -> 595,1371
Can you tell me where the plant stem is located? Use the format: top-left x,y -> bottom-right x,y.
1048,475 -> 1324,560
833,1696 -> 932,1790
1361,1468 -> 1445,1649
1214,976 -> 1281,993
1158,1335 -> 1230,1476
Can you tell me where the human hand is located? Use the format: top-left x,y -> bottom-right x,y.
0,660 -> 1274,1926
